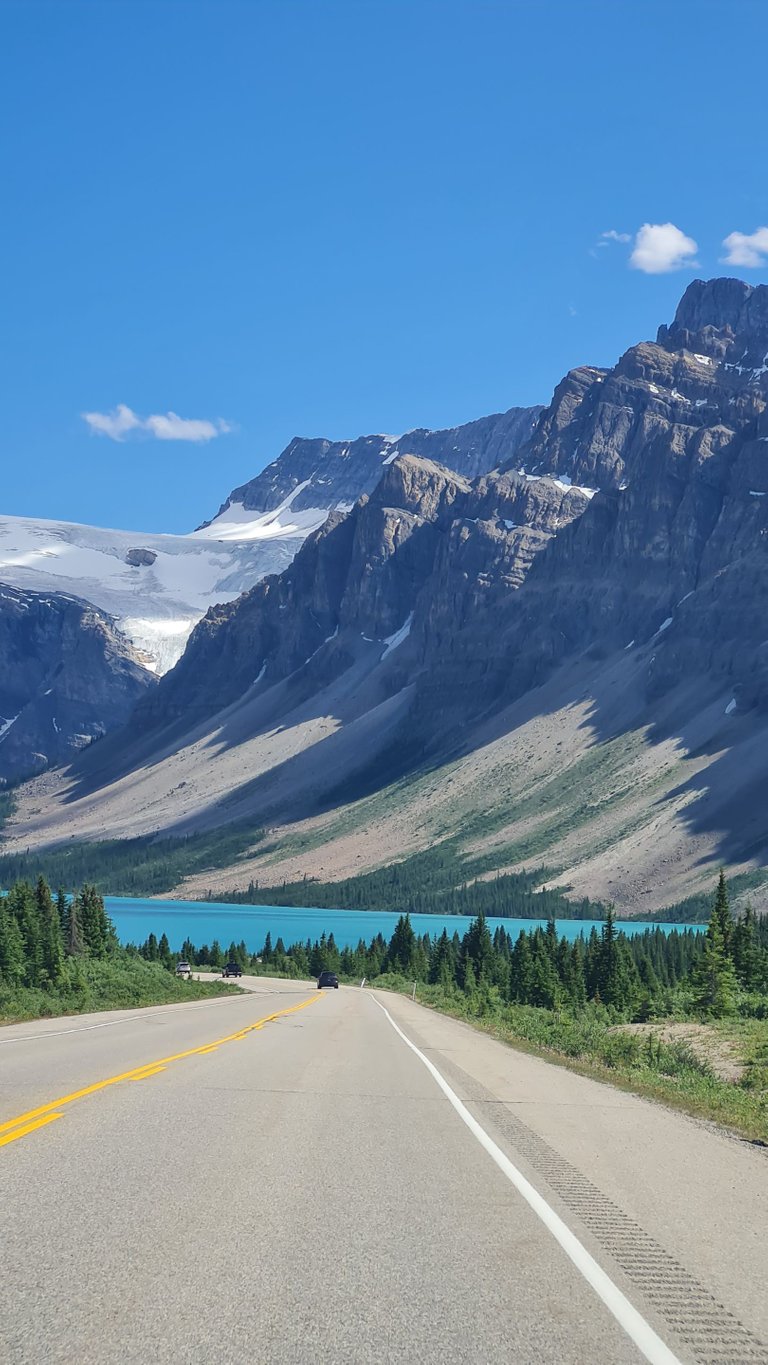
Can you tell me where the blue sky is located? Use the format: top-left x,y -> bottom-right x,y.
2,0 -> 768,532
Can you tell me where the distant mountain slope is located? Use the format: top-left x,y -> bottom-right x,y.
0,405 -> 540,674
0,514 -> 311,675
0,585 -> 154,782
201,405 -> 543,532
11,279 -> 768,912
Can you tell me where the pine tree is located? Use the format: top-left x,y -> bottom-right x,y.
35,876 -> 64,984
386,915 -> 416,975
8,883 -> 43,986
712,870 -> 733,957
528,939 -> 560,1008
61,891 -> 82,958
0,895 -> 25,985
691,900 -> 738,1017
78,886 -> 113,957
143,932 -> 159,962
732,905 -> 762,991
509,932 -> 535,1003
56,888 -> 68,932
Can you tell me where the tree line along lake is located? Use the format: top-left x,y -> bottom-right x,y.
106,895 -> 700,955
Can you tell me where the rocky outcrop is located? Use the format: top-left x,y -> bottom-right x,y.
125,548 -> 158,567
0,586 -> 155,782
203,404 -> 543,526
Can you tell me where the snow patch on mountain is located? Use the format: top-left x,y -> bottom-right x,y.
0,513 -> 304,673
197,479 -> 329,543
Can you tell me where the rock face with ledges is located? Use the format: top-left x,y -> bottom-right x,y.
205,405 -> 543,524
126,456 -> 588,742
0,586 -> 155,782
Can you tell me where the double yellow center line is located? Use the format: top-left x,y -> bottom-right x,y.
0,992 -> 321,1149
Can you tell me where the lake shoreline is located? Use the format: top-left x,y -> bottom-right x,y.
106,894 -> 702,955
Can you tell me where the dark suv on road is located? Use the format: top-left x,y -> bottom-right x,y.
222,962 -> 242,978
317,971 -> 339,989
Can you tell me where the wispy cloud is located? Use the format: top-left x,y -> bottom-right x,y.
629,223 -> 699,274
600,229 -> 631,245
81,403 -> 142,440
82,405 -> 232,443
721,227 -> 768,268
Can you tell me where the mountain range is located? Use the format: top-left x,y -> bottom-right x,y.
4,278 -> 768,914
0,407 -> 538,780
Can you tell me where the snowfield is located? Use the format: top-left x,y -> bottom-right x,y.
0,504 -> 327,673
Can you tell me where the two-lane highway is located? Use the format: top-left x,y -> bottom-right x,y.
1,979 -> 767,1363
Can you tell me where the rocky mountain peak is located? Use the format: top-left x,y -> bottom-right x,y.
658,277 -> 768,365
203,405 -> 543,534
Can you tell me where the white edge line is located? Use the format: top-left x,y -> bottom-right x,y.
371,994 -> 682,1365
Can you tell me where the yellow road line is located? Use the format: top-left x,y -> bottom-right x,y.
0,993 -> 321,1145
0,1113 -> 63,1147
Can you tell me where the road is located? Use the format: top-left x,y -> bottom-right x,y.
1,978 -> 767,1365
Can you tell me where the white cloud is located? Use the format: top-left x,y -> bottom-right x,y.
601,229 -> 631,244
629,222 -> 699,274
144,412 -> 231,442
721,227 -> 768,268
82,403 -> 142,440
82,405 -> 232,443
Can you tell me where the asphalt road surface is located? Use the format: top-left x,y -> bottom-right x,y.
1,977 -> 767,1364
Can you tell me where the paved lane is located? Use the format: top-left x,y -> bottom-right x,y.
0,976 -> 306,1131
1,981 -> 766,1364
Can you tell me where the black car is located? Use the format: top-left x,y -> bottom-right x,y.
317,971 -> 339,990
222,961 -> 242,978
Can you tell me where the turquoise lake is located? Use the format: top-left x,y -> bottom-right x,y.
105,896 -> 700,953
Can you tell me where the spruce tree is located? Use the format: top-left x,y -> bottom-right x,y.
63,888 -> 84,957
35,876 -> 64,984
732,905 -> 762,991
712,870 -> 733,957
0,895 -> 25,985
691,900 -> 738,1017
509,932 -> 534,1003
56,888 -> 68,932
8,883 -> 42,986
386,915 -> 416,975
528,939 -> 559,1008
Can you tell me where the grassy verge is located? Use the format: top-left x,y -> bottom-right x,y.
0,956 -> 239,1025
373,976 -> 768,1143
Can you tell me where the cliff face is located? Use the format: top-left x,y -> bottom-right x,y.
0,586 -> 155,782
131,454 -> 587,739
465,278 -> 768,716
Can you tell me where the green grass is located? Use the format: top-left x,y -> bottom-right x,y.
0,955 -> 240,1024
374,977 -> 768,1143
